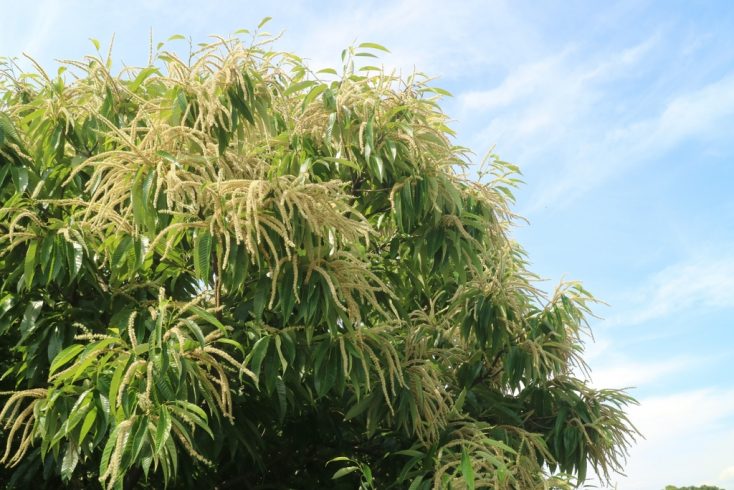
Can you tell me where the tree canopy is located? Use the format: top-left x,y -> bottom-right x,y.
0,27 -> 638,489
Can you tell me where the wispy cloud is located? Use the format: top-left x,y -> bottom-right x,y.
457,34 -> 659,171
587,356 -> 695,390
20,0 -> 62,56
271,0 -> 539,79
609,254 -> 734,327
525,70 -> 734,212
454,20 -> 734,214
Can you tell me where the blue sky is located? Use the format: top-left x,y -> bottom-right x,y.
2,1 -> 733,487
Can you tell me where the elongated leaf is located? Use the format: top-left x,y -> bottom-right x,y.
49,344 -> 85,376
79,407 -> 97,443
154,407 -> 172,457
247,336 -> 270,381
68,241 -> 83,279
24,240 -> 37,288
188,305 -> 225,333
358,42 -> 390,52
284,80 -> 317,96
61,442 -> 79,481
461,449 -> 475,490
332,466 -> 360,479
194,230 -> 212,280
181,319 -> 206,347
408,476 -> 424,490
19,300 -> 43,339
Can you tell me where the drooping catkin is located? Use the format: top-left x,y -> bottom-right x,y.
99,418 -> 134,489
116,360 -> 146,407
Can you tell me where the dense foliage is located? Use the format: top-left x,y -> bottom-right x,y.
0,27 -> 638,489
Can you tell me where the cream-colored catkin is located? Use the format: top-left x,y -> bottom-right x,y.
127,311 -> 138,348
100,418 -> 134,489
172,424 -> 213,466
116,360 -> 146,407
0,403 -> 35,464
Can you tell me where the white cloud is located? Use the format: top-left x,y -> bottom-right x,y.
461,33 -> 658,115
454,21 -> 733,214
611,389 -> 734,489
720,465 -> 734,481
588,356 -> 694,390
457,34 -> 659,172
609,254 -> 734,326
260,0 -> 550,82
460,50 -> 572,112
630,389 -> 734,440
526,71 -> 734,211
19,0 -> 62,56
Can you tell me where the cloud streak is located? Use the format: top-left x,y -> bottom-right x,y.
525,70 -> 734,212
608,254 -> 734,327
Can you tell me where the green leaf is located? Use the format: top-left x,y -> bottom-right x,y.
79,407 -> 97,443
194,230 -> 212,280
258,16 -> 272,28
358,42 -> 390,53
24,240 -> 37,288
68,241 -> 83,279
61,442 -> 79,481
47,327 -> 63,362
332,466 -> 360,479
0,111 -> 19,143
64,389 -> 93,435
408,476 -> 424,490
131,168 -> 147,229
188,305 -> 226,333
181,319 -> 206,347
129,67 -> 160,92
154,407 -> 172,457
99,424 -> 120,476
461,449 -> 475,490
0,163 -> 9,188
344,395 -> 373,420
0,294 -> 15,323
170,402 -> 213,438
129,417 -> 149,462
275,376 -> 287,422
112,235 -> 133,271
394,449 -> 425,458
303,84 -> 327,108
284,80 -> 317,96
11,166 -> 28,193
19,300 -> 43,339
247,336 -> 271,381
108,358 -> 129,417
49,344 -> 85,375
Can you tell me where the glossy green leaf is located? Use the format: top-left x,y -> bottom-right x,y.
61,442 -> 79,481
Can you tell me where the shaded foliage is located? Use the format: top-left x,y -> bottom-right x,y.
0,26 -> 638,489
